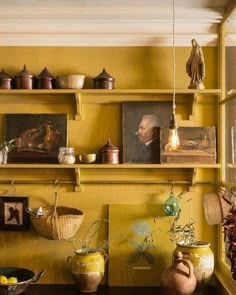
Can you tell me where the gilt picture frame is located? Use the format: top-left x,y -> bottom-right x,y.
122,101 -> 173,164
0,196 -> 29,231
4,113 -> 68,163
161,126 -> 217,164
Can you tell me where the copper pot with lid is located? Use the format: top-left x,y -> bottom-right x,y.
36,67 -> 55,89
0,69 -> 13,89
93,68 -> 115,89
15,65 -> 35,89
99,139 -> 119,164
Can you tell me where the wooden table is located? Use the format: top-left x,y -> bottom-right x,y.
24,284 -> 217,295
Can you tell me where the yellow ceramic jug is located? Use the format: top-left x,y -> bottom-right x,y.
67,249 -> 108,292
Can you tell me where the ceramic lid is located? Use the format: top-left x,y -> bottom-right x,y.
93,68 -> 115,82
99,139 -> 119,152
0,69 -> 12,81
37,67 -> 55,80
15,65 -> 34,78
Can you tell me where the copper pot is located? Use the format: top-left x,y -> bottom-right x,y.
93,68 -> 115,89
36,67 -> 55,89
0,69 -> 13,89
99,139 -> 119,164
15,65 -> 34,89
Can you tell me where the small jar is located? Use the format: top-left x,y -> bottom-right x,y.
15,65 -> 35,89
99,139 -> 119,164
93,68 -> 115,89
58,147 -> 75,164
36,67 -> 55,89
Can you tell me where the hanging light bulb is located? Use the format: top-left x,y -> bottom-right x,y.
167,0 -> 180,151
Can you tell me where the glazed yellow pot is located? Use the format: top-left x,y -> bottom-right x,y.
67,249 -> 108,292
174,241 -> 214,288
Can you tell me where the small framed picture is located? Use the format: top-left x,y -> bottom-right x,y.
0,196 -> 29,231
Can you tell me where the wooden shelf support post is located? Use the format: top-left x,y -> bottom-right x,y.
75,92 -> 82,120
74,168 -> 83,192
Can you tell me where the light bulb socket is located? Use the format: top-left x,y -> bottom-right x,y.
169,114 -> 177,129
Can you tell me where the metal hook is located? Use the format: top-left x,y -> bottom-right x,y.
54,179 -> 60,192
11,180 -> 16,196
169,180 -> 174,192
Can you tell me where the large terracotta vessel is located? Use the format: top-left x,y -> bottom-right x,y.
160,251 -> 197,295
174,241 -> 214,288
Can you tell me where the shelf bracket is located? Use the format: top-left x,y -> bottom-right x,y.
74,92 -> 82,121
189,93 -> 198,120
74,168 -> 83,192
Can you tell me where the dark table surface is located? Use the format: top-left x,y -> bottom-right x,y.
22,284 -> 218,295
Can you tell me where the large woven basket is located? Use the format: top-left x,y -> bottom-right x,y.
30,205 -> 84,240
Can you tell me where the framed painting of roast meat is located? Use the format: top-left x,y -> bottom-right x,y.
122,101 -> 173,164
4,113 -> 67,163
161,126 -> 217,164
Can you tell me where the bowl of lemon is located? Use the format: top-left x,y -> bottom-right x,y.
0,267 -> 45,295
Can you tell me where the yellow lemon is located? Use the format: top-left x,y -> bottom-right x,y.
7,277 -> 18,284
0,275 -> 8,284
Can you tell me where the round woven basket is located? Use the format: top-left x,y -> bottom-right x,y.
30,205 -> 84,240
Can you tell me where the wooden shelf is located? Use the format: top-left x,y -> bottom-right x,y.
0,163 -> 221,169
0,163 -> 220,192
0,88 -> 221,120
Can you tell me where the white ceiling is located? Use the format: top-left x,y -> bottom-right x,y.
0,0 -> 233,46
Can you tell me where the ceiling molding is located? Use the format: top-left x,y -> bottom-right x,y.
0,33 -> 218,47
0,2 -> 226,47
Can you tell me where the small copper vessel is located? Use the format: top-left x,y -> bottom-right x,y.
36,67 -> 55,89
15,65 -> 35,89
99,139 -> 119,164
93,68 -> 115,89
0,69 -> 13,89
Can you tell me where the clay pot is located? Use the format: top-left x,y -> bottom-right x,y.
174,241 -> 214,288
67,250 -> 108,293
160,251 -> 197,295
99,139 -> 119,164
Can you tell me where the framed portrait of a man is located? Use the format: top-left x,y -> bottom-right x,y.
122,101 -> 173,164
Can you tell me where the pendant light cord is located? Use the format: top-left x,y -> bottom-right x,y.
172,0 -> 176,115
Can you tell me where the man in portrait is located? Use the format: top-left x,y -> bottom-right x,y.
130,114 -> 161,163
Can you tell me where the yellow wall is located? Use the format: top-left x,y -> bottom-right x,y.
0,46 -> 218,285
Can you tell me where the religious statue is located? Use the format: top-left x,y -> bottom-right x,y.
186,39 -> 205,89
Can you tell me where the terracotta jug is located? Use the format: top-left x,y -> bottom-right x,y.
160,251 -> 197,295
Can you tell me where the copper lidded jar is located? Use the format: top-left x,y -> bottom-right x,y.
99,139 -> 119,164
15,65 -> 35,89
0,69 -> 13,89
36,67 -> 55,89
93,68 -> 115,89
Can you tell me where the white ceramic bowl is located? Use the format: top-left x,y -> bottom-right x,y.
57,74 -> 85,89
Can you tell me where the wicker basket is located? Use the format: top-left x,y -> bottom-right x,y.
29,191 -> 84,240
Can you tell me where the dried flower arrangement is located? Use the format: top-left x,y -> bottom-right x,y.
222,188 -> 236,280
67,219 -> 110,254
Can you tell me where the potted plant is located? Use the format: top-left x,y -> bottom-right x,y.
154,188 -> 214,288
66,219 -> 110,293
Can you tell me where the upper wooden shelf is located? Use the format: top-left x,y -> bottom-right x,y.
0,88 -> 221,120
